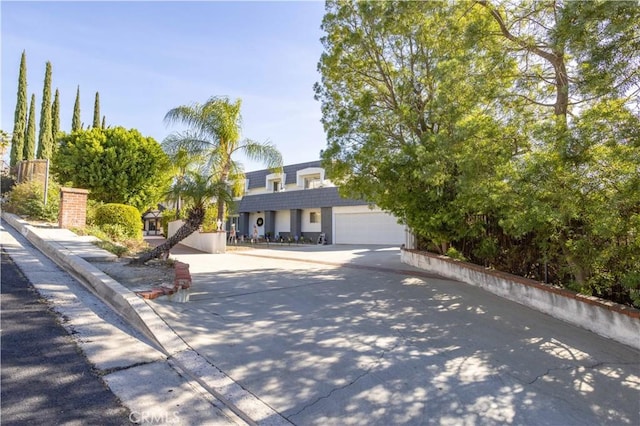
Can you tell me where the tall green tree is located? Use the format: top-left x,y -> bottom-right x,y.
72,86 -> 81,131
24,94 -> 37,161
162,96 -> 283,222
317,0 -> 639,305
37,61 -> 53,160
9,50 -> 27,167
51,88 -> 60,144
52,127 -> 171,212
93,91 -> 101,128
101,115 -> 106,129
316,0 -> 516,254
475,0 -> 640,300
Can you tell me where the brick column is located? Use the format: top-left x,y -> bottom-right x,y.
58,187 -> 89,229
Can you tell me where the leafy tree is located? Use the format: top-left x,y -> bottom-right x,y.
9,51 -> 27,167
162,146 -> 200,218
93,91 -> 101,128
317,0 -> 639,305
162,96 -> 283,222
475,0 -> 640,299
316,0 -> 516,254
24,94 -> 37,161
37,61 -> 53,160
101,115 -> 106,129
72,86 -> 81,131
51,88 -> 60,144
52,127 -> 171,212
131,171 -> 230,264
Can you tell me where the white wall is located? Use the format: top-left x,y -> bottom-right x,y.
301,208 -> 321,233
275,209 -> 290,235
248,212 -> 264,237
168,220 -> 226,254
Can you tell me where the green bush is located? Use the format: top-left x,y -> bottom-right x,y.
5,180 -> 60,222
161,209 -> 178,237
1,172 -> 16,196
86,200 -> 103,226
445,246 -> 467,261
94,203 -> 142,241
202,205 -> 221,232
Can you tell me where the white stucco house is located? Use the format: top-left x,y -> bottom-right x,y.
230,160 -> 407,245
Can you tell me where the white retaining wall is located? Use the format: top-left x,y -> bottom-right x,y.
401,249 -> 640,350
168,221 -> 226,254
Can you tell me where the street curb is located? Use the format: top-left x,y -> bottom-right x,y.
1,213 -> 290,425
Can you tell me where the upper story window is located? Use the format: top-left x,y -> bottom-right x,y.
266,173 -> 285,192
304,175 -> 322,189
297,167 -> 325,189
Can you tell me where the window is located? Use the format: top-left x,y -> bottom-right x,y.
304,177 -> 321,189
310,212 -> 319,223
272,181 -> 280,192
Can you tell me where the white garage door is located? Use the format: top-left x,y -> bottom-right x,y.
334,212 -> 405,245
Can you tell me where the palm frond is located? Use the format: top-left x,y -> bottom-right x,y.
241,139 -> 284,172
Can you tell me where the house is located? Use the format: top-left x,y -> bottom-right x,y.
142,204 -> 166,236
230,160 -> 407,245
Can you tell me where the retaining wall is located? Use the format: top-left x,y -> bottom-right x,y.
167,220 -> 226,253
401,249 -> 640,350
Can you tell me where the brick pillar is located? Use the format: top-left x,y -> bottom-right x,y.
58,187 -> 89,229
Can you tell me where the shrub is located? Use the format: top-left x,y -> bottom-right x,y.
86,200 -> 103,226
161,209 -> 178,237
5,180 -> 60,222
1,172 -> 16,196
445,246 -> 467,261
94,203 -> 142,241
202,205 -> 221,232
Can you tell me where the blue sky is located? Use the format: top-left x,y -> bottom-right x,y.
1,1 -> 328,171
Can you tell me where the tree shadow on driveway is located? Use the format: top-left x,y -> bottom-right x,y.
148,256 -> 640,425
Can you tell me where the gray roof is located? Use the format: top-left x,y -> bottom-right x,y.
245,160 -> 322,190
237,186 -> 368,213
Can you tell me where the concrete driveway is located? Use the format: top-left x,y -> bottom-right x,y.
148,245 -> 639,425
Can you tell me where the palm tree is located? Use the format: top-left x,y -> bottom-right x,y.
162,146 -> 200,218
162,96 -> 283,222
130,171 -> 230,264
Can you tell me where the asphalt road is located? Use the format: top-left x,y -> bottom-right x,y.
147,247 -> 640,425
1,250 -> 131,425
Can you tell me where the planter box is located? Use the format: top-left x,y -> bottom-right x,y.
167,220 -> 226,254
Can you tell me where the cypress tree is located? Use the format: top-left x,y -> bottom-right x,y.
37,61 -> 53,159
101,115 -> 106,129
51,88 -> 60,144
9,50 -> 27,167
93,91 -> 101,128
72,86 -> 81,131
24,94 -> 37,160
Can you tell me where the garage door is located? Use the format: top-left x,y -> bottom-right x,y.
334,212 -> 405,245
